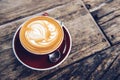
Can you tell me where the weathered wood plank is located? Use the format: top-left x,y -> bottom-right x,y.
83,0 -> 105,9
83,0 -> 120,45
97,0 -> 120,45
88,45 -> 120,80
0,0 -> 108,79
83,0 -> 113,12
100,53 -> 120,80
0,0 -> 72,25
39,43 -> 120,80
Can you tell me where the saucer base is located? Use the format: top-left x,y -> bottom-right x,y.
13,27 -> 71,70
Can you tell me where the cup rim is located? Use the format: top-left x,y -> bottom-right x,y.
19,16 -> 64,55
12,23 -> 72,71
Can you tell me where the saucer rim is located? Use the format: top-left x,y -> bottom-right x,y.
12,24 -> 72,71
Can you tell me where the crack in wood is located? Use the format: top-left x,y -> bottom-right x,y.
95,22 -> 113,46
100,14 -> 120,25
85,54 -> 107,80
98,53 -> 120,80
100,54 -> 120,80
92,10 -> 115,21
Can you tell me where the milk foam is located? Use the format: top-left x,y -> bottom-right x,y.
25,20 -> 58,47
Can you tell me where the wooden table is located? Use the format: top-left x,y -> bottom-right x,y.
0,0 -> 120,80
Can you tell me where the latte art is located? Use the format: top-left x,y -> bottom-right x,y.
19,16 -> 64,55
25,20 -> 58,47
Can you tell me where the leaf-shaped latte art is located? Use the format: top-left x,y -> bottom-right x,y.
25,20 -> 58,47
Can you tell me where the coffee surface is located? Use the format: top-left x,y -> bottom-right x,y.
20,16 -> 64,54
25,20 -> 58,47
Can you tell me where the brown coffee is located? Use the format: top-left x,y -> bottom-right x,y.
19,16 -> 64,55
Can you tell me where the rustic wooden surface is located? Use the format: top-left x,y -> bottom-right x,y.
0,0 -> 120,80
83,0 -> 120,45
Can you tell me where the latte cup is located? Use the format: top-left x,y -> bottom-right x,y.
12,16 -> 72,70
19,16 -> 64,55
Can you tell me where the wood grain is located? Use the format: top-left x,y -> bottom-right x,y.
83,0 -> 105,10
88,44 -> 120,80
97,0 -> 120,45
0,0 -> 72,25
0,0 -> 108,79
100,52 -> 120,80
83,0 -> 120,45
39,43 -> 120,80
